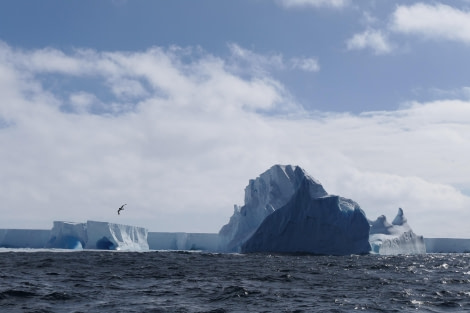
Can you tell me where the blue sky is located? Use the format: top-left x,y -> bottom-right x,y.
1,0 -> 470,237
3,0 -> 470,113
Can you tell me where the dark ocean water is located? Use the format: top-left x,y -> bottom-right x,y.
0,251 -> 469,313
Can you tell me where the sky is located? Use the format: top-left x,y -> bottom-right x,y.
0,0 -> 469,238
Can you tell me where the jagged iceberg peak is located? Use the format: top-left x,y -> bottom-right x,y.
370,208 -> 411,236
369,208 -> 425,255
243,165 -> 327,211
369,215 -> 395,235
392,208 -> 408,226
218,164 -> 328,252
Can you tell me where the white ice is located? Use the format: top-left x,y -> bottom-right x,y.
46,220 -> 149,251
369,208 -> 426,255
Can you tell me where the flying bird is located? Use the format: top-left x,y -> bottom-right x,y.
117,204 -> 127,215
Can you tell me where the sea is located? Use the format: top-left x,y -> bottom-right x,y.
0,250 -> 469,313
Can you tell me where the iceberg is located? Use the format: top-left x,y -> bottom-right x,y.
46,221 -> 87,249
369,208 -> 426,255
147,232 -> 219,251
241,178 -> 371,255
425,238 -> 470,253
85,221 -> 149,250
218,165 -> 327,252
0,229 -> 50,248
46,220 -> 149,251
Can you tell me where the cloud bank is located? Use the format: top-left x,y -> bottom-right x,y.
0,41 -> 469,237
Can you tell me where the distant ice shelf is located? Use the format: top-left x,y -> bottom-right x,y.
425,238 -> 470,253
0,229 -> 50,248
0,221 -> 218,251
147,232 -> 218,251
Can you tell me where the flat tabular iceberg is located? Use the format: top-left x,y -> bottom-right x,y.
425,238 -> 470,253
46,220 -> 149,251
0,229 -> 50,248
147,232 -> 219,251
46,221 -> 87,249
86,221 -> 149,250
369,208 -> 425,255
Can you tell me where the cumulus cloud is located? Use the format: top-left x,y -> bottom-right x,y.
0,41 -> 469,236
390,3 -> 470,44
346,29 -> 393,54
278,0 -> 349,9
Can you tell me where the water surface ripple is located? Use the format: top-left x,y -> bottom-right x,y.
1,251 -> 469,312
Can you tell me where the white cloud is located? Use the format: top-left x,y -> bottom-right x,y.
69,92 -> 97,114
228,43 -> 320,74
108,78 -> 148,99
290,57 -> 320,72
421,86 -> 470,101
0,41 -> 469,237
390,3 -> 470,44
346,29 -> 393,54
278,0 -> 349,9
228,43 -> 285,75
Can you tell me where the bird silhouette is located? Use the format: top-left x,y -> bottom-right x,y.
117,204 -> 127,215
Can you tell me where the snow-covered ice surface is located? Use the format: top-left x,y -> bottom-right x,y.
218,165 -> 327,252
369,208 -> 426,255
241,179 -> 371,255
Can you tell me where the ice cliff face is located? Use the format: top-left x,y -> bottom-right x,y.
85,221 -> 148,250
369,208 -> 425,255
46,221 -> 87,249
45,220 -> 149,251
147,232 -> 219,251
218,165 -> 327,252
425,238 -> 470,253
241,179 -> 371,255
0,229 -> 50,248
